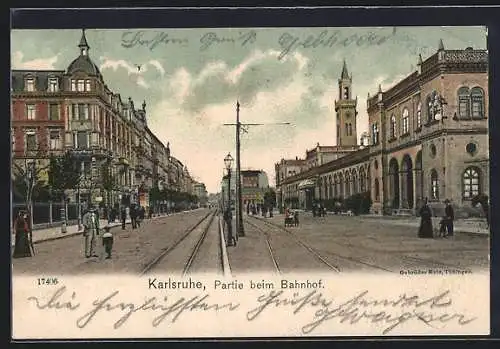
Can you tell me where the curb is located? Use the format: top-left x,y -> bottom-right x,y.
32,222 -> 126,245
29,210 -> 205,245
219,215 -> 232,277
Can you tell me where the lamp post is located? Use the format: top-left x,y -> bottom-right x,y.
433,94 -> 448,200
224,152 -> 234,211
224,152 -> 235,245
26,161 -> 35,234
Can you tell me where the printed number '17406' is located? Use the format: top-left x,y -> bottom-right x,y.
37,278 -> 59,286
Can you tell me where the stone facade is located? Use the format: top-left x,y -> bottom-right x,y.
276,42 -> 489,217
11,30 -> 203,209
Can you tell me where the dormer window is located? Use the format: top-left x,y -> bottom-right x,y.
48,77 -> 59,92
85,79 -> 91,92
77,79 -> 85,92
25,78 -> 35,92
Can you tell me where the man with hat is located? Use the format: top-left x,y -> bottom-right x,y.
444,199 -> 454,237
82,206 -> 100,258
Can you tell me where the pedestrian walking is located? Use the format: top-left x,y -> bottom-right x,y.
83,207 -> 100,258
418,198 -> 434,238
102,226 -> 114,259
12,210 -> 32,258
130,205 -> 138,229
224,207 -> 236,246
121,206 -> 127,230
444,199 -> 454,237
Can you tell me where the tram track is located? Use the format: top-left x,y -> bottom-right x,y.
140,210 -> 217,275
244,220 -> 281,274
246,216 -> 340,273
249,215 -> 394,273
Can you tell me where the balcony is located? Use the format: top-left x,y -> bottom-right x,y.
70,119 -> 92,132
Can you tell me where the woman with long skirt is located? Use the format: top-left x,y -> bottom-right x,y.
13,211 -> 32,258
418,198 -> 434,238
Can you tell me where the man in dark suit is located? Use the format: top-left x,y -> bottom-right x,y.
444,199 -> 454,237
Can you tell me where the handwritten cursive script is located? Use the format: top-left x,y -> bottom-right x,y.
27,286 -> 240,329
277,30 -> 394,60
199,30 -> 257,51
121,31 -> 189,51
247,289 -> 476,334
26,286 -> 477,335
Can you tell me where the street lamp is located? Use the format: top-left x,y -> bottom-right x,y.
224,152 -> 235,246
224,152 -> 234,210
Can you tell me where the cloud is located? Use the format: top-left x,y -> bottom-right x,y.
136,76 -> 150,89
11,51 -> 59,70
98,57 -> 165,89
146,50 -> 332,193
169,49 -> 309,113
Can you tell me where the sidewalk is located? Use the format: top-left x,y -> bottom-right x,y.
360,215 -> 490,236
276,210 -> 490,236
11,210 -> 202,247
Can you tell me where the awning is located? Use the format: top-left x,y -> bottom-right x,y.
298,179 -> 317,190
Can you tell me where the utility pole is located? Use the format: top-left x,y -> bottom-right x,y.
224,101 -> 291,237
235,102 -> 244,236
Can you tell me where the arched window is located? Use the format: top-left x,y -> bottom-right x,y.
402,108 -> 409,134
416,102 -> 422,129
353,171 -> 358,194
345,172 -> 350,197
374,178 -> 380,201
360,169 -> 366,192
426,94 -> 433,123
345,123 -> 349,136
430,169 -> 439,200
333,175 -> 338,198
458,87 -> 471,119
371,123 -> 379,145
463,167 -> 480,199
471,87 -> 485,119
390,114 -> 397,139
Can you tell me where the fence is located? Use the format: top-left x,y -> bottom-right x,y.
12,202 -> 82,229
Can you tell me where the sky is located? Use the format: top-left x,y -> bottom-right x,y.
11,27 -> 487,193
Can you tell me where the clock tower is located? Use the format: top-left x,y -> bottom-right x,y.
335,60 -> 358,147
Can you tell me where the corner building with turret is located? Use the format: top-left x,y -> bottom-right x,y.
11,30 -> 195,213
275,41 -> 489,217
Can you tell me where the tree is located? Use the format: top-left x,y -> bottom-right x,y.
101,160 -> 116,206
12,154 -> 51,253
264,188 -> 277,208
48,151 -> 82,203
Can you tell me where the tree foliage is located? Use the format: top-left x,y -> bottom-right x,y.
101,160 -> 115,192
48,151 -> 81,199
264,188 -> 277,208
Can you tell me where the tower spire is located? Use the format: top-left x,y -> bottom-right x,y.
79,29 -> 90,56
438,38 -> 445,51
341,59 -> 349,79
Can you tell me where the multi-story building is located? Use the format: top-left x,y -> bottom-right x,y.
240,170 -> 269,206
11,29 -> 193,211
276,41 -> 489,216
192,182 -> 208,206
